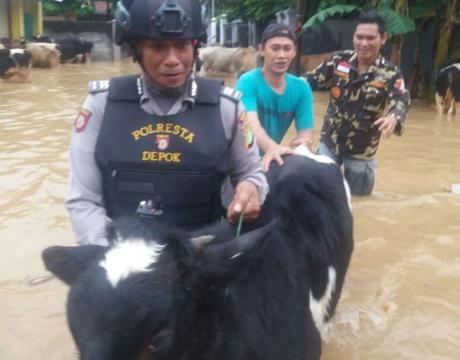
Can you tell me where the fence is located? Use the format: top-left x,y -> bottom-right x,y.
207,9 -> 296,48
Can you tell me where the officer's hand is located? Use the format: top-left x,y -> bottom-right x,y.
262,145 -> 294,171
374,114 -> 398,139
227,180 -> 260,223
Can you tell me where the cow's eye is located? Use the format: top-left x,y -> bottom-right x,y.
147,329 -> 172,353
148,342 -> 157,353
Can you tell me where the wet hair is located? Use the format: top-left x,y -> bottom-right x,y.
354,11 -> 386,35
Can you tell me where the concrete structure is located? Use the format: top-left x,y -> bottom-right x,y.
0,0 -> 43,39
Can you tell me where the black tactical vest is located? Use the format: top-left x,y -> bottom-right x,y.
95,75 -> 229,228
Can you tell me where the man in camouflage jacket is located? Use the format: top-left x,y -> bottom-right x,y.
305,11 -> 410,195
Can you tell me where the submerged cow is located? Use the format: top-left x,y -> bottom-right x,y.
43,153 -> 353,360
0,47 -> 32,81
25,42 -> 61,68
434,62 -> 460,115
57,35 -> 93,63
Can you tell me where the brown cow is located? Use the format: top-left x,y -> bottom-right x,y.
299,52 -> 332,74
25,42 -> 61,68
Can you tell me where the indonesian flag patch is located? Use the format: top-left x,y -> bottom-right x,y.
395,79 -> 405,91
335,60 -> 351,78
74,109 -> 92,133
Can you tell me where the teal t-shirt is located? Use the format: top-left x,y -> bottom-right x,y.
236,68 -> 314,144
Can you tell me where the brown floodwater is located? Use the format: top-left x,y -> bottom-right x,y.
0,62 -> 459,359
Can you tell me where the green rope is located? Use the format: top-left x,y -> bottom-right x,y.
235,212 -> 244,237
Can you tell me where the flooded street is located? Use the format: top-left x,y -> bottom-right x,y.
1,62 -> 459,359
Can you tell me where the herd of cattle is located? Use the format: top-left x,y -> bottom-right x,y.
1,34 -> 459,114
0,35 -> 93,82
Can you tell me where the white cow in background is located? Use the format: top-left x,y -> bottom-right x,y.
25,42 -> 61,68
197,46 -> 259,80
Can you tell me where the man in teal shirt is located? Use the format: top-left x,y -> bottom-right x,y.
236,23 -> 314,170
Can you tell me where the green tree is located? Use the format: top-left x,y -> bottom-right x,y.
43,0 -> 92,19
434,0 -> 459,68
43,0 -> 100,19
217,0 -> 295,23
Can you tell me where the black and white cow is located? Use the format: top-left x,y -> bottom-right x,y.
43,152 -> 353,360
57,35 -> 93,63
434,62 -> 460,114
31,34 -> 55,43
0,47 -> 32,81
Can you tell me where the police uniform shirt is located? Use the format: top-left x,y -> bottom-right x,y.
305,50 -> 411,159
67,74 -> 268,246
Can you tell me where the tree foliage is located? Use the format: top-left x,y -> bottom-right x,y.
217,0 -> 295,23
302,5 -> 358,29
302,0 -> 415,36
43,0 -> 117,19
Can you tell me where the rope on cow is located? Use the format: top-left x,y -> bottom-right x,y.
235,212 -> 244,237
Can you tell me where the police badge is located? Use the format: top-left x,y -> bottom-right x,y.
156,134 -> 170,150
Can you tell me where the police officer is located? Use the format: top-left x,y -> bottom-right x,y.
305,11 -> 410,195
66,0 -> 268,246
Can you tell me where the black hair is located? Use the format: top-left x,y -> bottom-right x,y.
354,11 -> 386,35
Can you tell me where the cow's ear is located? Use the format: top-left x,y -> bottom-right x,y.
199,221 -> 275,279
42,245 -> 107,285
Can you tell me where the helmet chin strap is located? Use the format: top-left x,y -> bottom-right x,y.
130,42 -> 142,64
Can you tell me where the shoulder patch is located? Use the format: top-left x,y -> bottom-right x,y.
89,80 -> 110,93
220,86 -> 242,102
74,108 -> 92,133
239,110 -> 254,149
395,78 -> 406,92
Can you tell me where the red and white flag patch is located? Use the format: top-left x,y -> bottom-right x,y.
395,79 -> 405,91
74,109 -> 92,133
337,60 -> 351,74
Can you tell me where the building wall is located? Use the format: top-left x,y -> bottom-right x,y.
5,0 -> 42,40
0,0 -> 10,37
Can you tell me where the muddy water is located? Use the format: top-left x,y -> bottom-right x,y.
0,63 -> 459,359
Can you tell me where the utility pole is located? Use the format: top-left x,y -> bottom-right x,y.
293,0 -> 305,75
295,0 -> 305,34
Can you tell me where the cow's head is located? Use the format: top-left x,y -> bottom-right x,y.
42,220 -> 273,360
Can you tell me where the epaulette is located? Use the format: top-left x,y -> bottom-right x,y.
88,80 -> 110,93
220,86 -> 242,102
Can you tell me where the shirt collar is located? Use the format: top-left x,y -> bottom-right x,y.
139,73 -> 197,108
349,51 -> 384,71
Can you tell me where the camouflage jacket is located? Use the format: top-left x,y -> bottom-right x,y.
305,50 -> 411,159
